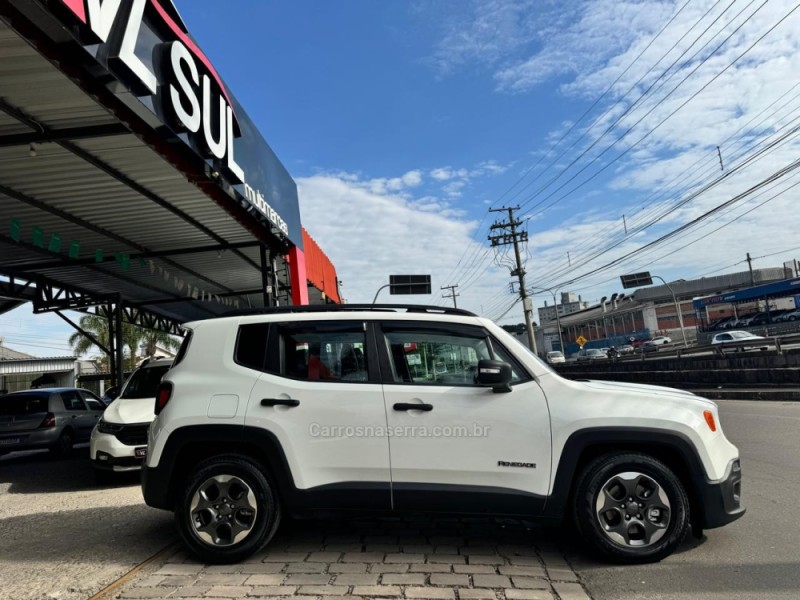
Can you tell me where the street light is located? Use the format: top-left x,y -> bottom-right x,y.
620,271 -> 687,347
530,287 -> 564,353
652,275 -> 688,347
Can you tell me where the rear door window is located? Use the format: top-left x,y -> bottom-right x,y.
271,321 -> 369,382
80,391 -> 105,411
61,390 -> 87,411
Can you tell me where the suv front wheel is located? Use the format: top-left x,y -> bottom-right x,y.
573,452 -> 690,563
175,455 -> 281,563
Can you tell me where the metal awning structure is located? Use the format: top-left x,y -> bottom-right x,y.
692,277 -> 800,309
0,14 -> 287,324
0,1 -> 342,384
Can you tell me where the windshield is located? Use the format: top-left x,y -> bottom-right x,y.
120,365 -> 171,399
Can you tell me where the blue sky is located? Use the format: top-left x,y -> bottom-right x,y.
3,0 -> 800,356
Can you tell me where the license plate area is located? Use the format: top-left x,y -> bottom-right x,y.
0,437 -> 22,446
135,447 -> 147,458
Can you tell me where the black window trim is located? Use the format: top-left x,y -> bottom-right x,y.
173,329 -> 193,366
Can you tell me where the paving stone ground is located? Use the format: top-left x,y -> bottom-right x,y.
110,517 -> 592,600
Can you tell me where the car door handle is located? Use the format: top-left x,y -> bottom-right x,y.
260,398 -> 300,407
393,403 -> 433,412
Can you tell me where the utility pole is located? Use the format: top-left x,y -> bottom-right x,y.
440,284 -> 459,308
489,206 -> 537,354
746,252 -> 755,286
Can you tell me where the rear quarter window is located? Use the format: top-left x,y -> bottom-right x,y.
235,323 -> 269,371
173,331 -> 192,366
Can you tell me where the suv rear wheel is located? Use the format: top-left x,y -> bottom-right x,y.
175,455 -> 281,563
573,452 -> 690,563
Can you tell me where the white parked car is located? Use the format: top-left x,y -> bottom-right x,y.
711,330 -> 767,351
776,309 -> 800,322
546,350 -> 565,364
649,336 -> 672,345
141,305 -> 744,565
90,357 -> 173,479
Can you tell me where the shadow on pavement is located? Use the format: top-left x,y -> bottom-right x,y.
0,446 -> 141,493
0,504 -> 174,564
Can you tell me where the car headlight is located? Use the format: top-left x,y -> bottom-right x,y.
96,419 -> 124,435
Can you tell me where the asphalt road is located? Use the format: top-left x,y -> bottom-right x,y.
566,400 -> 800,600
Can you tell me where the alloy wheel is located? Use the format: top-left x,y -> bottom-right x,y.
189,474 -> 258,547
595,471 -> 671,547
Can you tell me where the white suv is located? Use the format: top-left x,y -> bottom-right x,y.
141,305 -> 744,564
90,357 -> 172,478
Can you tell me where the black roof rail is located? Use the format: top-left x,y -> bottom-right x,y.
222,304 -> 477,318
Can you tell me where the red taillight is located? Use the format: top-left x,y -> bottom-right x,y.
155,382 -> 173,415
39,413 -> 56,428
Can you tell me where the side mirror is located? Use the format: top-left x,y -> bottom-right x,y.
476,359 -> 513,393
104,386 -> 120,402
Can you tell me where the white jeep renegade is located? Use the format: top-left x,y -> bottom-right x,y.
141,305 -> 744,564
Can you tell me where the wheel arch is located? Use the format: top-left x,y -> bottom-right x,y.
545,427 -> 707,527
152,425 -> 296,511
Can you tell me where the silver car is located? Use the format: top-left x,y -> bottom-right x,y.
0,388 -> 106,457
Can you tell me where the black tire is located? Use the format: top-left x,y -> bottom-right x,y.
175,455 -> 281,564
50,429 -> 74,458
573,452 -> 689,564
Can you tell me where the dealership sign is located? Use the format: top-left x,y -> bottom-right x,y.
54,0 -> 290,238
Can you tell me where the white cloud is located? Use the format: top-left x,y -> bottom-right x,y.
429,0 -> 541,75
430,167 -> 454,181
297,173 -> 518,318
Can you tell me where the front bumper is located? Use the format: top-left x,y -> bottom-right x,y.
696,458 -> 745,529
90,425 -> 148,472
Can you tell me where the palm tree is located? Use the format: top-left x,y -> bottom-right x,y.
140,330 -> 181,357
67,314 -> 147,371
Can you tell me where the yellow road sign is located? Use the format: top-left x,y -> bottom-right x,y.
576,335 -> 587,347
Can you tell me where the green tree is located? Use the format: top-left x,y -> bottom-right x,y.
67,315 -> 160,371
139,330 -> 181,357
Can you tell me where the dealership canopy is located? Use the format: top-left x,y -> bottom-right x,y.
0,0 -> 340,383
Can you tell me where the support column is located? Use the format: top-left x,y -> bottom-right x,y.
114,296 -> 124,387
287,245 -> 309,306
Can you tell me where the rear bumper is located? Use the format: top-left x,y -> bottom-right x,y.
0,429 -> 60,452
141,461 -> 173,510
696,458 -> 745,529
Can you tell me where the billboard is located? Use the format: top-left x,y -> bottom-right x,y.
620,272 -> 654,289
389,275 -> 432,295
